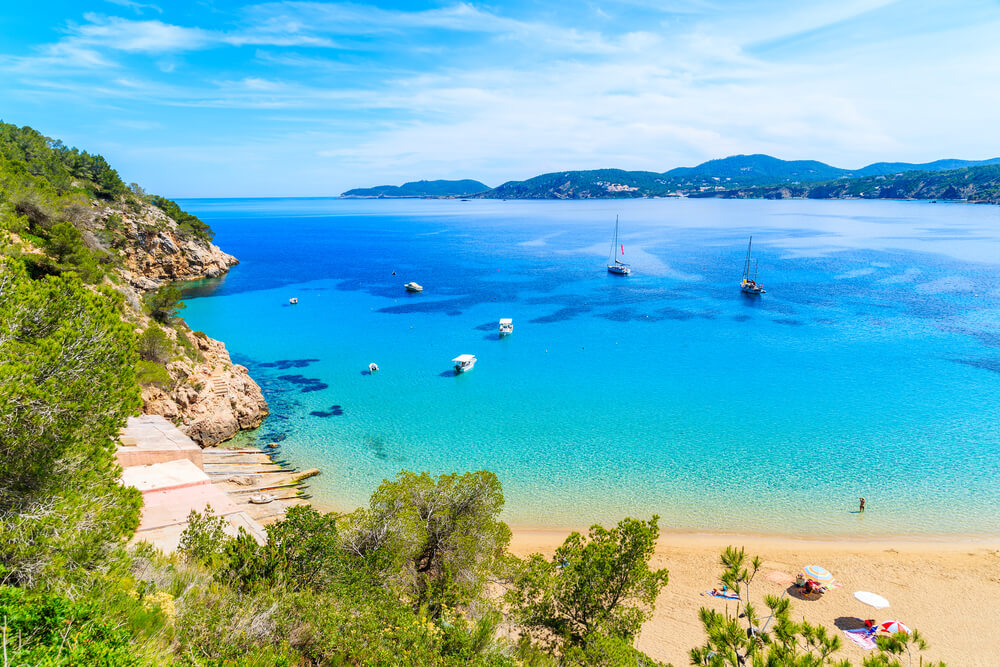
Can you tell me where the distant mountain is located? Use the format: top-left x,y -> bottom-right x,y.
342,155 -> 1000,201
485,169 -> 670,199
341,179 -> 489,198
698,164 -> 1000,204
664,154 -> 845,185
475,154 -> 1000,200
851,157 -> 1000,177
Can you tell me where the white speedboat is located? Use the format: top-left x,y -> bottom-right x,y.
405,282 -> 423,292
289,297 -> 298,304
368,363 -> 379,373
498,318 -> 513,336
453,354 -> 477,373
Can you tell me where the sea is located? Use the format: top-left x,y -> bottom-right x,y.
175,197 -> 1000,538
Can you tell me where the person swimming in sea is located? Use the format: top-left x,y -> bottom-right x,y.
859,497 -> 866,513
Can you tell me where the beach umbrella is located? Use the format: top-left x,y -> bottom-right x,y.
879,620 -> 911,635
803,565 -> 836,586
854,591 -> 890,609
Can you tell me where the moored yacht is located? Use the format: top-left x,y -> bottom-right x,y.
498,318 -> 513,336
740,236 -> 766,295
607,215 -> 631,275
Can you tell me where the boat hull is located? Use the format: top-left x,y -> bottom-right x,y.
740,285 -> 765,294
607,265 -> 630,275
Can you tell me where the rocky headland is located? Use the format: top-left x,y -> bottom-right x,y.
98,199 -> 269,445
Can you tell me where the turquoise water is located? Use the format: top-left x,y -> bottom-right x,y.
176,198 -> 1000,537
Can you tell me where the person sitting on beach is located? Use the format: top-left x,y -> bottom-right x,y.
795,573 -> 806,588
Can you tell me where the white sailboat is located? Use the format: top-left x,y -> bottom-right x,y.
607,215 -> 631,275
740,236 -> 766,295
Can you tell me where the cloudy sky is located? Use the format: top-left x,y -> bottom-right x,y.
2,0 -> 999,196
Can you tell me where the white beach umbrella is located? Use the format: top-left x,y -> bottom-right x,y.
854,591 -> 890,609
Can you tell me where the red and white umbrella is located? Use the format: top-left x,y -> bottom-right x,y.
879,620 -> 911,635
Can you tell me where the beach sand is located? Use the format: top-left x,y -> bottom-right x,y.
509,528 -> 1000,666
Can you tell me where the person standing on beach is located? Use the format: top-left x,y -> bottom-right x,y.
859,497 -> 866,513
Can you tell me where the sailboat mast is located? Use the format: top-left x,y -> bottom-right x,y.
743,236 -> 753,280
610,215 -> 619,262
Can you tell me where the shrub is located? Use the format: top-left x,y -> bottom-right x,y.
137,324 -> 173,364
178,506 -> 231,568
135,360 -> 172,389
508,516 -> 669,656
0,586 -> 140,665
143,283 -> 185,323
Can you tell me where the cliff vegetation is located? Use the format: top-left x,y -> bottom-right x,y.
0,121 -> 266,445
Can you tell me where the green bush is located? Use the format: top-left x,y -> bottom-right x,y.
148,195 -> 214,243
178,506 -> 231,568
144,283 -> 185,323
0,586 -> 140,665
135,360 -> 172,389
137,324 -> 173,364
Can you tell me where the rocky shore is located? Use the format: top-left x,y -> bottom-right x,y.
140,329 -> 268,446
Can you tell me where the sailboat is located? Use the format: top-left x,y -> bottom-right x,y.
740,236 -> 766,294
607,215 -> 631,275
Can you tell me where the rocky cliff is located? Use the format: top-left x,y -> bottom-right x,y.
93,200 -> 237,290
105,200 -> 269,445
141,329 -> 268,446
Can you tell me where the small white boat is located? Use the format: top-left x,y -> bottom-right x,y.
453,354 -> 477,373
498,318 -> 514,336
249,493 -> 275,504
368,362 -> 379,373
289,297 -> 298,304
405,282 -> 423,292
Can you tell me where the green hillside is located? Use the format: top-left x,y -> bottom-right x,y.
471,154 -> 1000,200
342,178 -> 490,197
702,163 -> 1000,203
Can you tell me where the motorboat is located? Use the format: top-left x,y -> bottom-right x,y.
289,297 -> 298,304
249,493 -> 275,504
405,282 -> 423,292
368,363 -> 379,373
498,318 -> 513,336
453,354 -> 477,373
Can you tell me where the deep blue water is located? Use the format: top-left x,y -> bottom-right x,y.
176,197 -> 1000,536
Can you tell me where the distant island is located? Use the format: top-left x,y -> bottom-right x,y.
344,154 -> 1000,203
341,178 -> 490,198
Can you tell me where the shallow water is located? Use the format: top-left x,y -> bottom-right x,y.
176,197 -> 1000,537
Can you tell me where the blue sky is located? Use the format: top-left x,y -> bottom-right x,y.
2,0 -> 999,196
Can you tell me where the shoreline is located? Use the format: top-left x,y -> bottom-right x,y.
305,497 -> 1000,547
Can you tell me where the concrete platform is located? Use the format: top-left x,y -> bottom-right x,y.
120,452 -> 267,551
116,415 -> 203,469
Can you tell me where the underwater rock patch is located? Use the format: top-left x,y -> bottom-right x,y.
277,374 -> 329,393
310,404 -> 345,417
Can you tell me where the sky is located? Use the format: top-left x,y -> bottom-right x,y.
2,0 -> 999,197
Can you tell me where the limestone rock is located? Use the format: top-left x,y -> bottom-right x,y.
141,331 -> 269,447
95,200 -> 238,290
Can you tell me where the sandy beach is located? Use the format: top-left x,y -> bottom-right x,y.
509,528 -> 1000,666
